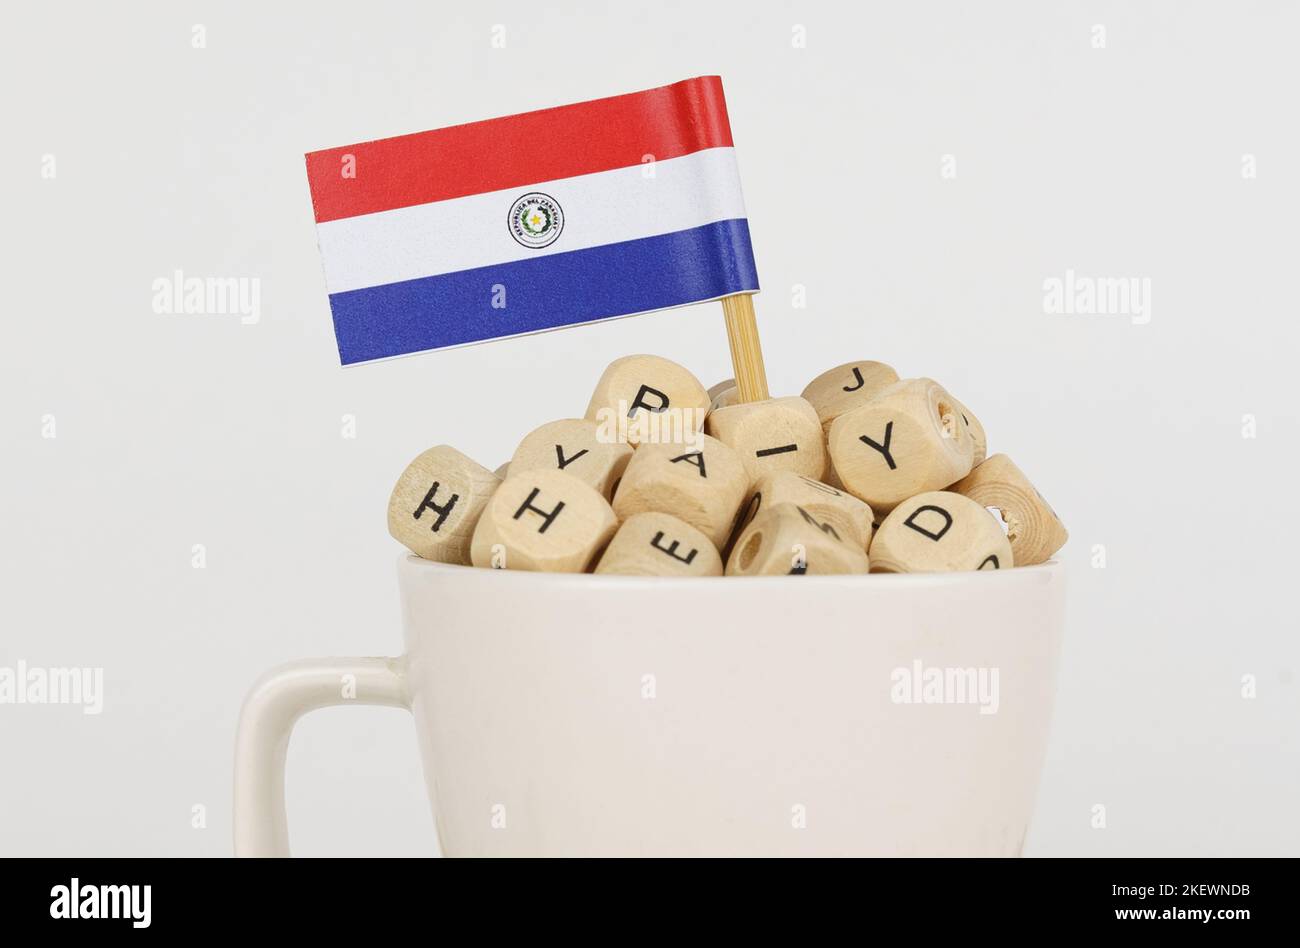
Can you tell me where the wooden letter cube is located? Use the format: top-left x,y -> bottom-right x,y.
707,378 -> 740,411
388,445 -> 501,564
827,378 -> 974,513
705,395 -> 827,482
611,434 -> 749,548
510,418 -> 633,500
946,392 -> 987,465
800,360 -> 900,434
727,503 -> 870,576
949,454 -> 1067,566
595,512 -> 723,577
584,354 -> 710,447
470,469 -> 617,572
869,491 -> 1012,573
733,470 -> 875,550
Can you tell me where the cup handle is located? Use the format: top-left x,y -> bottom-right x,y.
233,657 -> 410,857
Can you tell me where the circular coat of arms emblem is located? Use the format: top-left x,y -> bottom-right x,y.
508,192 -> 564,248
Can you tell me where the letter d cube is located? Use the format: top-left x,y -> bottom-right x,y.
869,491 -> 1012,573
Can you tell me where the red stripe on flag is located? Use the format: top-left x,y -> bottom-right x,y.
305,76 -> 735,224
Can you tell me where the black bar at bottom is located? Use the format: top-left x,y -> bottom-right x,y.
0,857 -> 1289,934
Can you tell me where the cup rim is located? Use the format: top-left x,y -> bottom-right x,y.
398,553 -> 1063,591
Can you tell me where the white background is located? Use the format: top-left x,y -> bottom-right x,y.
2,0 -> 1297,857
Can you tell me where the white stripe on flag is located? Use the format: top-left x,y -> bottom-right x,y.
316,147 -> 748,294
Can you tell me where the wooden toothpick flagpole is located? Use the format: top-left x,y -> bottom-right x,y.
721,292 -> 769,403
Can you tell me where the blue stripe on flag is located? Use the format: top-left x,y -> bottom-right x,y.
327,218 -> 758,364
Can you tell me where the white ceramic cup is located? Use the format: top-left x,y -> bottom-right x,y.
235,555 -> 1065,857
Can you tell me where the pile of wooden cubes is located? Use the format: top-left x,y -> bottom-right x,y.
388,356 -> 1067,576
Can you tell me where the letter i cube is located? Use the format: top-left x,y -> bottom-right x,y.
705,395 -> 827,482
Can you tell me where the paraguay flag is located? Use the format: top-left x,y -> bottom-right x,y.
305,76 -> 759,365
